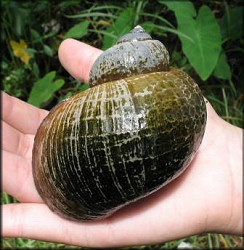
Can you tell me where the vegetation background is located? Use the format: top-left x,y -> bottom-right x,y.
1,0 -> 243,249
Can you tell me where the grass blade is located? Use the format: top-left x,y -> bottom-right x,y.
208,233 -> 213,249
144,23 -> 194,42
87,29 -> 117,39
222,87 -> 230,120
89,5 -> 123,11
214,234 -> 220,248
141,12 -> 175,28
65,12 -> 117,19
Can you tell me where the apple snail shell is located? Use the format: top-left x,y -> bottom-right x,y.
32,25 -> 207,221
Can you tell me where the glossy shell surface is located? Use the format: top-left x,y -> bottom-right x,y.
89,25 -> 169,87
33,67 -> 207,221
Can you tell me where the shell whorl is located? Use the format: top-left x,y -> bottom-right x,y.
89,25 -> 170,87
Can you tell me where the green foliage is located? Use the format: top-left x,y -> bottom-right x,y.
43,44 -> 54,57
160,0 -> 196,17
63,21 -> 89,39
159,1 -> 243,84
213,50 -> 231,79
162,1 -> 222,80
219,5 -> 243,40
1,63 -> 29,98
1,0 -> 243,248
28,71 -> 65,107
102,7 -> 135,49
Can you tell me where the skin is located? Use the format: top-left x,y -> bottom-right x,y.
2,38 -> 243,248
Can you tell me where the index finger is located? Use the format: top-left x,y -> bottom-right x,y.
58,38 -> 103,84
2,92 -> 48,135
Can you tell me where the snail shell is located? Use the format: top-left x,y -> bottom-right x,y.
33,25 -> 207,221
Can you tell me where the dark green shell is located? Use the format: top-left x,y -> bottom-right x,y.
32,26 -> 207,221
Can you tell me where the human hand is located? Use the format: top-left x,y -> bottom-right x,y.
2,39 -> 243,248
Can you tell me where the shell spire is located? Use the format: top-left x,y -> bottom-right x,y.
117,25 -> 152,43
89,25 -> 170,87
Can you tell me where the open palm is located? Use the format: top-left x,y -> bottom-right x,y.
2,39 -> 242,248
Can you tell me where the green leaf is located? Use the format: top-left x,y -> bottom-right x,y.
25,48 -> 37,55
102,7 -> 135,50
58,0 -> 80,10
213,50 -> 231,80
28,71 -> 65,107
30,28 -> 41,41
160,1 -> 222,80
219,6 -> 243,40
32,62 -> 40,78
43,44 -> 54,57
166,4 -> 222,80
79,83 -> 90,91
181,6 -> 222,80
162,1 -> 196,40
161,0 -> 196,18
63,21 -> 89,39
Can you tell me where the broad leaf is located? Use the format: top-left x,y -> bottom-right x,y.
102,7 -> 135,50
161,0 -> 196,18
28,71 -> 65,107
162,2 -> 222,80
63,21 -> 89,39
218,6 -> 243,40
213,49 -> 231,80
183,6 -> 222,80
